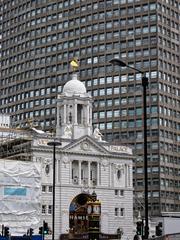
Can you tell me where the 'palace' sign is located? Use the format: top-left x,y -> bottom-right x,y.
108,145 -> 132,155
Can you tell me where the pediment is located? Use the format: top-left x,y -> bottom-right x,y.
62,136 -> 109,155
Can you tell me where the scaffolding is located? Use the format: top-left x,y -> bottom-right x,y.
0,127 -> 33,161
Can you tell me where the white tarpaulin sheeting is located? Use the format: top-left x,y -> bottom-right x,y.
0,160 -> 41,235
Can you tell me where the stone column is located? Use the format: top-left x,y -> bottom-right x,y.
69,160 -> 72,184
78,160 -> 81,185
87,104 -> 89,125
125,164 -> 127,187
110,164 -> 114,187
89,104 -> 92,125
88,161 -> 91,186
109,163 -> 112,187
74,100 -> 77,124
63,104 -> 66,124
81,105 -> 84,124
128,165 -> 130,187
97,162 -> 100,186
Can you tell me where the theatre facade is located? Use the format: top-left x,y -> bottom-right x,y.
32,73 -> 134,240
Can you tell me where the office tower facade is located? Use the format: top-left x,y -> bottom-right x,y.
0,0 -> 180,217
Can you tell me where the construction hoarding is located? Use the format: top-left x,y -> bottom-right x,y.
0,160 -> 41,235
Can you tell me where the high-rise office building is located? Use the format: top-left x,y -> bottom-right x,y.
0,0 -> 179,217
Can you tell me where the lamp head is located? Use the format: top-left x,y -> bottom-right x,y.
109,58 -> 127,67
109,58 -> 144,74
47,140 -> 61,146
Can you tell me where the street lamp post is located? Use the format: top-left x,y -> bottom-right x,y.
109,58 -> 149,239
47,140 -> 61,240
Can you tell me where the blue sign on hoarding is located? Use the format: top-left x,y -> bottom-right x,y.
4,187 -> 27,196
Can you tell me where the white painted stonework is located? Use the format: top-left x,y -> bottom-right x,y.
32,74 -> 134,240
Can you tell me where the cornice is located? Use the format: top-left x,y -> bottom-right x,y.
32,146 -> 132,160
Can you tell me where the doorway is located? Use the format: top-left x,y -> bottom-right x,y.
69,193 -> 93,234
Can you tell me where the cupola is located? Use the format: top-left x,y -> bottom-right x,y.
56,73 -> 93,140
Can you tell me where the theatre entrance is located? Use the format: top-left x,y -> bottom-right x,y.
69,193 -> 93,234
60,192 -> 119,239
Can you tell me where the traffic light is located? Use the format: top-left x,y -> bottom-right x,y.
156,222 -> 162,236
39,227 -> 43,235
4,226 -> 10,237
29,228 -> 34,237
43,221 -> 49,234
136,221 -> 142,235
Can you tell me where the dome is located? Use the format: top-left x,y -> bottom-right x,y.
63,74 -> 86,94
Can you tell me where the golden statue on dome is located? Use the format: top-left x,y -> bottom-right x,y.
70,58 -> 79,72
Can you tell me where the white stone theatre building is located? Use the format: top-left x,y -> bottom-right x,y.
32,73 -> 134,240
